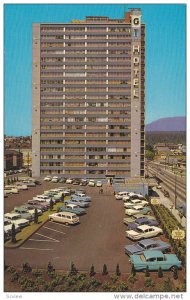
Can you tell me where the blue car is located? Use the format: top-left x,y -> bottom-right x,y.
127,217 -> 159,230
58,205 -> 86,215
130,250 -> 182,271
65,199 -> 89,208
125,238 -> 171,256
71,195 -> 91,202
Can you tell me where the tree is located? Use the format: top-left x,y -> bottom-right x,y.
89,264 -> 95,276
69,262 -> 77,276
145,266 -> 150,277
34,208 -> 38,224
115,263 -> 121,276
131,264 -> 136,276
11,223 -> 16,243
145,150 -> 155,161
158,267 -> 163,278
61,193 -> 65,202
102,264 -> 108,275
49,198 -> 54,211
173,267 -> 178,280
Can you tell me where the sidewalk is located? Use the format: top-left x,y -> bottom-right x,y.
152,187 -> 186,228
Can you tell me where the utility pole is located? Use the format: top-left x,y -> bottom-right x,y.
174,167 -> 177,209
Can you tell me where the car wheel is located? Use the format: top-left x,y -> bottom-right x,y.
65,222 -> 69,226
170,266 -> 177,272
49,218 -> 53,222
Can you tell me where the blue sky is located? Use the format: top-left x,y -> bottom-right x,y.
4,4 -> 186,136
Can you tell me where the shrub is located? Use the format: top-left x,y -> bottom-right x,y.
144,277 -> 155,287
22,262 -> 32,273
102,281 -> 112,291
10,272 -> 19,282
77,273 -> 87,281
102,264 -> 108,275
89,279 -> 101,288
127,274 -> 137,284
158,267 -> 163,278
7,266 -> 16,273
32,269 -> 43,277
89,264 -> 95,276
115,263 -> 121,276
117,281 -> 128,292
110,274 -> 118,283
11,224 -> 17,243
164,277 -> 171,292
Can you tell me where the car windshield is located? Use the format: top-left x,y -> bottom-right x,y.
12,216 -> 20,220
138,242 -> 146,249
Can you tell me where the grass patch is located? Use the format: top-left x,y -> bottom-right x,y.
5,197 -> 69,248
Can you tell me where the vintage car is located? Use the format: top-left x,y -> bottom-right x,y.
127,216 -> 159,230
64,199 -> 89,208
126,224 -> 163,240
125,238 -> 171,255
115,191 -> 129,200
59,204 -> 86,215
49,212 -> 79,225
71,194 -> 91,202
4,212 -> 30,228
130,250 -> 182,271
125,205 -> 151,216
123,214 -> 156,225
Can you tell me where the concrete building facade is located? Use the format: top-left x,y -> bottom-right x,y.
32,9 -> 145,179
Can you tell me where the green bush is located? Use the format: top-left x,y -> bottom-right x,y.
110,274 -> 118,283
102,281 -> 112,291
7,266 -> 16,273
164,277 -> 171,292
127,274 -> 137,284
22,262 -> 32,273
76,273 -> 87,281
144,277 -> 155,287
32,269 -> 43,277
10,272 -> 20,282
117,281 -> 128,292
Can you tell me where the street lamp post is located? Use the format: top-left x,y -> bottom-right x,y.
174,168 -> 177,209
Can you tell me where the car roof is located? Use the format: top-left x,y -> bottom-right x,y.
137,224 -> 151,230
138,238 -> 157,246
143,250 -> 164,259
5,212 -> 20,217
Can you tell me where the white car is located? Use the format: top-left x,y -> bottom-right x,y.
122,195 -> 131,202
4,213 -> 30,228
126,224 -> 163,240
124,203 -> 144,209
52,176 -> 59,183
15,183 -> 28,190
115,191 -> 129,200
4,186 -> 19,194
131,199 -> 149,206
96,181 -> 102,187
4,218 -> 21,234
125,205 -> 151,216
49,212 -> 79,225
66,178 -> 73,184
33,195 -> 55,203
88,180 -> 95,187
44,176 -> 52,181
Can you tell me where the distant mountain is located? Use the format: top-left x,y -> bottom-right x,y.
146,117 -> 186,132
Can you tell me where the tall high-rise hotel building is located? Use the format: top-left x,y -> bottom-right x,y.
32,9 -> 145,179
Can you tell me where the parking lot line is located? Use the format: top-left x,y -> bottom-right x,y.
29,239 -> 59,243
20,247 -> 53,251
43,226 -> 66,235
48,221 -> 70,228
35,232 -> 60,242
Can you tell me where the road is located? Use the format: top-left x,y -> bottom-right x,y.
147,162 -> 186,207
4,183 -> 130,272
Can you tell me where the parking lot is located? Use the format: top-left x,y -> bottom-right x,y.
5,182 -> 130,272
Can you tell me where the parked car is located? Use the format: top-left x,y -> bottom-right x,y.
126,224 -> 163,240
71,194 -> 91,202
33,195 -> 55,203
4,186 -> 19,194
13,207 -> 34,221
73,179 -> 81,185
44,176 -> 52,181
125,205 -> 151,216
58,177 -> 66,183
75,190 -> 86,197
66,178 -> 73,184
22,180 -> 36,187
130,199 -> 149,206
127,217 -> 159,230
125,238 -> 171,256
34,180 -> 42,185
115,191 -> 129,200
4,218 -> 21,235
122,195 -> 131,202
15,183 -> 28,190
65,199 -> 89,208
25,201 -> 49,212
4,212 -> 30,228
80,179 -> 88,186
20,206 -> 42,216
49,212 -> 79,225
130,250 -> 182,271
59,204 -> 86,216
96,181 -> 102,187
88,180 -> 95,187
66,204 -> 86,215
51,176 -> 59,183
